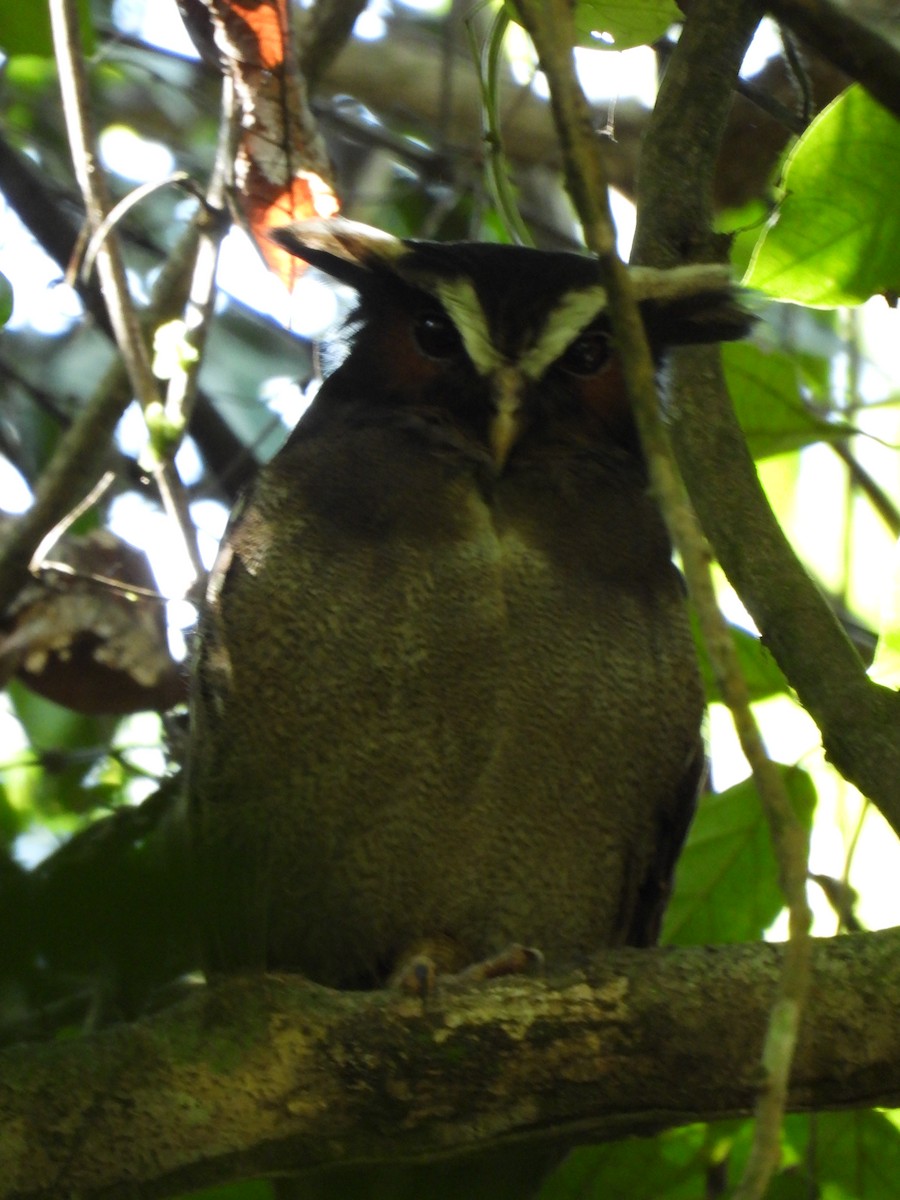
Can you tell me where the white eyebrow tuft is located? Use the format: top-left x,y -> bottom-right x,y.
627,263 -> 733,302
432,278 -> 505,375
517,285 -> 608,379
411,277 -> 611,381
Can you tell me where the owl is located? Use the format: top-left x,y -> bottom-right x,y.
188,220 -> 748,989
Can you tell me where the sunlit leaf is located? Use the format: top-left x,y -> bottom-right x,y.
0,1 -> 94,57
782,1111 -> 900,1198
543,1119 -> 822,1199
5,680 -> 118,821
185,1183 -> 274,1200
0,783 -> 21,846
745,86 -> 900,306
691,615 -> 791,704
572,0 -> 679,50
2,54 -> 59,92
764,1175 -> 825,1199
0,270 -> 12,326
0,9 -> 55,56
723,341 -> 853,458
662,767 -> 816,945
539,1124 -> 713,1199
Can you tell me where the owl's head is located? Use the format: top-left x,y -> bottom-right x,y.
271,219 -> 751,466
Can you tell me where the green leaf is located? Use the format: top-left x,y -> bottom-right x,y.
662,767 -> 816,945
0,1 -> 94,58
764,1173 -> 824,1199
718,199 -> 773,280
745,86 -> 900,306
723,341 -> 853,458
6,680 -> 119,822
185,1184 -> 274,1200
572,0 -> 679,50
782,1111 -> 900,1198
539,1125 -> 713,1199
0,783 -> 23,847
0,270 -> 12,326
691,615 -> 791,704
541,1119 -> 848,1199
2,55 -> 59,91
0,9 -> 54,56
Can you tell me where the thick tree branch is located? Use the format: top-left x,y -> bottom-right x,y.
1,933 -> 898,1200
320,28 -> 648,191
298,0 -> 369,89
631,1 -> 900,837
766,0 -> 900,121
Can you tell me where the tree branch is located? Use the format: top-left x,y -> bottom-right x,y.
49,0 -> 159,412
766,0 -> 900,121
320,26 -> 648,191
631,0 -> 900,838
2,933 -> 898,1200
298,0 -> 370,89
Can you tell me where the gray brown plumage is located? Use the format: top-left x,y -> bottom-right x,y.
188,221 -> 747,989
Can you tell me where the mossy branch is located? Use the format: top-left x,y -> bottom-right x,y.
2,934 -> 898,1200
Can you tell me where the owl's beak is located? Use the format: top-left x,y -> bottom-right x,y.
489,366 -> 525,467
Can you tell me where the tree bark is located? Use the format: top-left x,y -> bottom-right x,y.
2,931 -> 899,1200
632,0 -> 900,836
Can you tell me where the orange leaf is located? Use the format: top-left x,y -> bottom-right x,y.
178,0 -> 340,290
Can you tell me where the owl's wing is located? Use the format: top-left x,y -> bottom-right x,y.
625,740 -> 706,948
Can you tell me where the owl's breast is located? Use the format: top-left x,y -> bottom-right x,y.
191,421 -> 703,982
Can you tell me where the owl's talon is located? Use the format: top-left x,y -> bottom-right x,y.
390,942 -> 544,993
458,943 -> 545,982
390,954 -> 438,997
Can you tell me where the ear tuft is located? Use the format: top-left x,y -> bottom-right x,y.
268,219 -> 405,291
629,264 -> 755,347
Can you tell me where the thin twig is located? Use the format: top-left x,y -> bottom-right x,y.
734,77 -> 808,134
28,472 -> 117,574
0,145 -> 259,490
49,0 -> 204,588
467,8 -> 535,247
148,76 -> 240,584
0,191 -> 232,618
778,26 -> 815,126
296,0 -> 370,89
79,172 -> 194,283
159,82 -> 237,450
50,0 -> 159,410
509,2 -> 813,1196
834,440 -> 900,536
0,355 -> 141,617
154,463 -> 206,582
767,0 -> 900,122
829,312 -> 900,536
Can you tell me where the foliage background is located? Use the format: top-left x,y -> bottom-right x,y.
1,0 -> 900,1196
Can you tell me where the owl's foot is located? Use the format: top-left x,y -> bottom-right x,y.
391,953 -> 438,997
390,940 -> 544,998
389,934 -> 464,996
458,942 -> 545,982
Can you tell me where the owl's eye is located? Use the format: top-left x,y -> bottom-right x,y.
413,310 -> 464,360
558,328 -> 611,376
